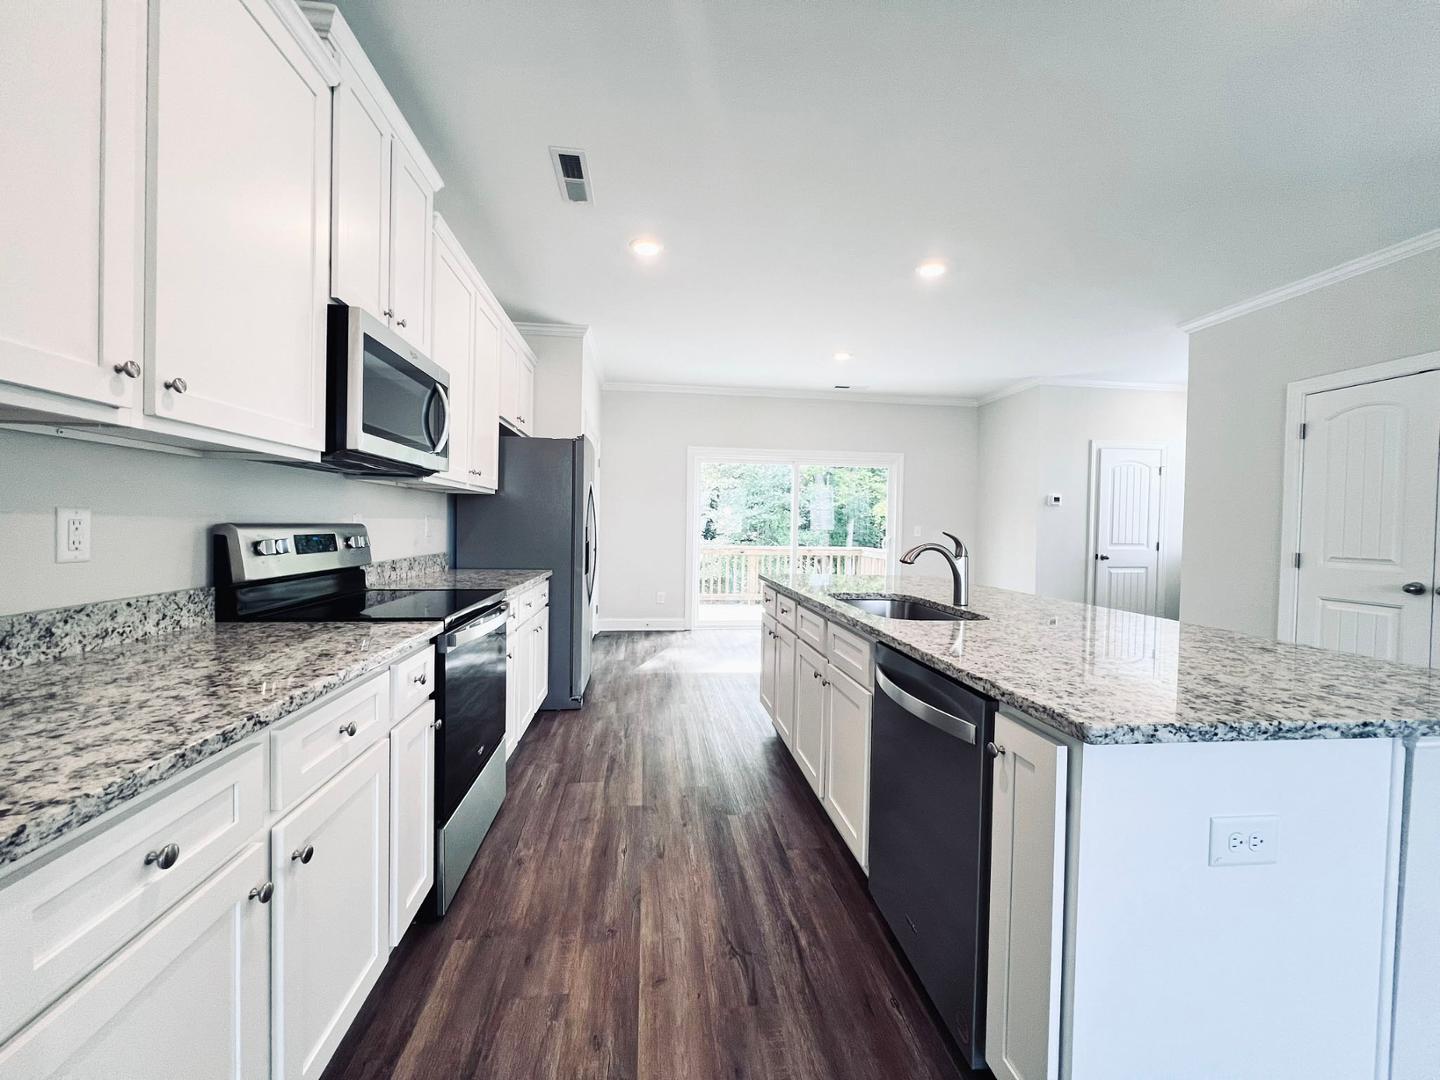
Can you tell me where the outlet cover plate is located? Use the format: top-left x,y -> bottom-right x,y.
1208,815 -> 1279,866
55,508 -> 91,563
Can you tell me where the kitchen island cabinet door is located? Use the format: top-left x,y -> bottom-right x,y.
986,711 -> 1067,1080
773,624 -> 797,748
822,665 -> 870,867
389,702 -> 436,946
272,741 -> 390,1080
759,618 -> 779,721
793,640 -> 828,797
0,843 -> 270,1080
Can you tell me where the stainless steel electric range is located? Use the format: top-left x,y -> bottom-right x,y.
212,522 -> 506,916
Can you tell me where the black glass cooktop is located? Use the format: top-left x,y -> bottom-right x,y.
266,587 -> 504,625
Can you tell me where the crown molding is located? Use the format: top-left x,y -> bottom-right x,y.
514,322 -> 589,338
601,381 -> 978,408
976,377 -> 1187,407
1178,227 -> 1440,334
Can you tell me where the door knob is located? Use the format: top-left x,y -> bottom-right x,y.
1402,581 -> 1428,595
1094,553 -> 1110,561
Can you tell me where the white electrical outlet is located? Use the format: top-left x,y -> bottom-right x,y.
1208,815 -> 1279,866
655,591 -> 666,605
55,508 -> 91,563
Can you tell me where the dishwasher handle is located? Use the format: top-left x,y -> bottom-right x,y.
875,667 -> 978,745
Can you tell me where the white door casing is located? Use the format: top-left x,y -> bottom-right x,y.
1088,444 -> 1164,616
1292,371 -> 1440,666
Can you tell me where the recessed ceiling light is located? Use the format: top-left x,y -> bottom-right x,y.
629,237 -> 663,258
915,258 -> 947,279
833,351 -> 853,362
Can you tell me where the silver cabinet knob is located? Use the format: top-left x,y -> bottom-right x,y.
291,844 -> 314,864
1402,581 -> 1428,595
144,842 -> 180,870
382,309 -> 394,319
986,742 -> 1006,757
506,652 -> 514,660
396,318 -> 408,328
248,881 -> 274,903
413,672 -> 427,685
433,718 -> 443,731
163,377 -> 188,394
113,360 -> 141,379
339,721 -> 357,737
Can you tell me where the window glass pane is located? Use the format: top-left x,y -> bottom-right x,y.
796,465 -> 889,577
696,462 -> 792,621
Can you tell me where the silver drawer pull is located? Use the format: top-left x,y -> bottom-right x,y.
339,721 -> 357,737
413,671 -> 428,685
986,742 -> 1006,758
291,844 -> 314,864
144,843 -> 180,870
248,881 -> 274,904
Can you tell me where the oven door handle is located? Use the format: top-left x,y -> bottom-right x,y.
440,606 -> 507,653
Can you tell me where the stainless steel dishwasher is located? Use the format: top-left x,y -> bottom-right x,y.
868,644 -> 996,1071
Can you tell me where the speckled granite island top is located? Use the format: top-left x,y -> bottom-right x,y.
0,569 -> 552,867
762,573 -> 1440,745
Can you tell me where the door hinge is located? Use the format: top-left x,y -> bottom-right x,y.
1294,552 -> 1302,569
1299,422 -> 1308,440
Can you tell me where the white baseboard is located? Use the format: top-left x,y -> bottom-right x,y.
595,617 -> 689,632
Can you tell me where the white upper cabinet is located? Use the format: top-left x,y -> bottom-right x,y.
328,50 -> 391,318
0,0 -> 145,412
148,0 -> 334,452
428,219 -> 476,487
499,331 -> 535,434
305,3 -> 441,353
387,141 -> 433,350
470,297 -> 502,489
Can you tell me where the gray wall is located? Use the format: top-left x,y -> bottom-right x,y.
1181,248 -> 1440,637
977,385 -> 1188,618
0,429 -> 448,615
598,390 -> 980,625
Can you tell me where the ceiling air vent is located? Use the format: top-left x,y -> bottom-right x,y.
550,147 -> 592,204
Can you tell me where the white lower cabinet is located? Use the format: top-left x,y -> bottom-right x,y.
506,587 -> 550,756
986,710 -> 1068,1080
793,641 -> 828,796
271,740 -> 390,1080
760,617 -> 779,720
531,605 -> 550,714
822,665 -> 870,866
773,624 -> 797,748
0,842 -> 271,1080
389,701 -> 436,946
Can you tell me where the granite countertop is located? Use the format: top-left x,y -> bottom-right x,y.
762,573 -> 1440,745
0,568 -> 552,868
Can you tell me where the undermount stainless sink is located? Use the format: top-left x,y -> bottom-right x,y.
841,596 -> 987,622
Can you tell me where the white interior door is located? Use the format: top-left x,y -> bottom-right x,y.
1091,446 -> 1164,615
1294,371 -> 1440,666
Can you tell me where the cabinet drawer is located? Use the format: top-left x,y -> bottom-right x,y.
761,586 -> 777,619
826,622 -> 873,688
271,672 -> 390,812
390,646 -> 435,721
774,592 -> 798,631
796,603 -> 827,652
512,583 -> 547,622
0,742 -> 266,1044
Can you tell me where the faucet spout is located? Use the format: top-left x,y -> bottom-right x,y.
899,539 -> 970,607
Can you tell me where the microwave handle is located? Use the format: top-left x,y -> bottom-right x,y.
432,382 -> 451,453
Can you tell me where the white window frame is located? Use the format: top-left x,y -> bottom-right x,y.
685,446 -> 905,629
1276,348 -> 1440,642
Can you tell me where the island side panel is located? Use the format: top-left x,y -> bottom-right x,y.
1066,737 -> 1400,1080
1392,737 -> 1440,1080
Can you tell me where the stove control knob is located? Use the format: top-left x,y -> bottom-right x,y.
253,538 -> 277,556
273,538 -> 291,555
344,535 -> 367,550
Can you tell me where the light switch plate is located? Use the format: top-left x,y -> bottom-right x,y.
1208,815 -> 1279,866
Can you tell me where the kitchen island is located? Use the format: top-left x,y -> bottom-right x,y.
760,572 -> 1437,1080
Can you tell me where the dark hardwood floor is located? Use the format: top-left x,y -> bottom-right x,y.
322,629 -> 967,1080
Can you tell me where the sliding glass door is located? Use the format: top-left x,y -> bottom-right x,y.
690,449 -> 901,627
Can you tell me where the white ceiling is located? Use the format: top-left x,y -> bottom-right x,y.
336,0 -> 1440,400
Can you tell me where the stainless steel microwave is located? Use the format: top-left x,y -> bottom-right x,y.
324,304 -> 450,476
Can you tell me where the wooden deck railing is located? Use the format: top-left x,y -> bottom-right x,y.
698,545 -> 888,604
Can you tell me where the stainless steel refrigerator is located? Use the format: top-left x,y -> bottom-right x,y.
453,435 -> 596,709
